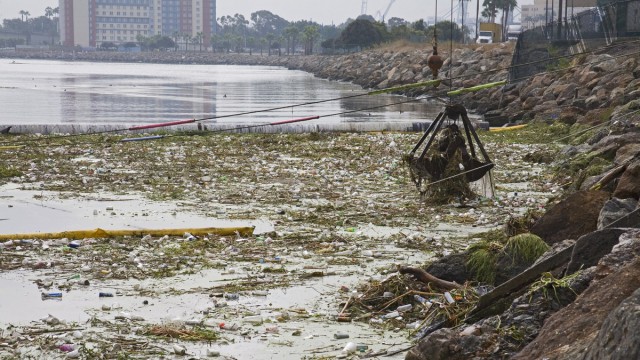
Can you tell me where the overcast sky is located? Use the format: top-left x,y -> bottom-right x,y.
0,0 -> 533,25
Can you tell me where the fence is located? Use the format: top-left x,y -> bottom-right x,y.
510,0 -> 640,81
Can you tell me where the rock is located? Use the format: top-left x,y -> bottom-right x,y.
531,191 -> 611,245
406,325 -> 498,360
425,253 -> 471,285
596,229 -> 640,278
613,160 -> 640,199
558,106 -> 586,125
585,95 -> 601,109
513,257 -> 640,360
614,143 -> 640,165
598,197 -> 640,229
566,228 -> 627,274
583,287 -> 640,360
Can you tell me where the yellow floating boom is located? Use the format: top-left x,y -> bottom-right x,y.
0,226 -> 255,241
489,124 -> 528,132
0,145 -> 25,151
447,80 -> 507,96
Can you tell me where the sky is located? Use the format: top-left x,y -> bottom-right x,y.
0,0 -> 534,25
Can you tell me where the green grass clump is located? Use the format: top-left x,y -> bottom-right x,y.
466,241 -> 504,284
504,233 -> 549,263
0,165 -> 21,178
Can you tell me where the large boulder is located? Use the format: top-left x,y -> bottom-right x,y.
613,160 -> 640,199
425,253 -> 471,284
531,191 -> 610,245
565,228 -> 627,274
405,325 -> 498,360
598,197 -> 640,229
512,256 -> 640,360
614,143 -> 640,165
583,287 -> 640,360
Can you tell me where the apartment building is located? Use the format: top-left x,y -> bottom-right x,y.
60,0 -> 216,48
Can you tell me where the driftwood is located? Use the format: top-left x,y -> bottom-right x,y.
590,164 -> 627,191
398,266 -> 462,290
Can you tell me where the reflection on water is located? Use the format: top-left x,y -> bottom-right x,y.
0,59 -> 442,127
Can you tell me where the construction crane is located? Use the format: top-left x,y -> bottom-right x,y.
375,0 -> 397,22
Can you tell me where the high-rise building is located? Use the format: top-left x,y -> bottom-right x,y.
59,0 -> 216,48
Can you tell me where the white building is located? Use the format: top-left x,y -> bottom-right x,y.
59,0 -> 216,48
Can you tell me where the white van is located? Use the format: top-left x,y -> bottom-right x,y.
477,31 -> 493,44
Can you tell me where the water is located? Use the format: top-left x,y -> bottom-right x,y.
0,59 -> 442,132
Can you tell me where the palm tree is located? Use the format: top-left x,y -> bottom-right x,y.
45,7 -> 54,19
19,10 -> 27,22
182,34 -> 191,51
195,32 -> 204,52
302,26 -> 319,55
259,38 -> 267,55
266,33 -> 275,55
501,0 -> 517,41
481,0 -> 500,23
283,26 -> 296,55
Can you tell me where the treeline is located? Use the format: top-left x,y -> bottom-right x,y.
0,7 -> 59,46
144,11 -> 471,55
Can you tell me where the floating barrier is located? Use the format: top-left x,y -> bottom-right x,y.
0,226 -> 255,241
489,124 -> 528,132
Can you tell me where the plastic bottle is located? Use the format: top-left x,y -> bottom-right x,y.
243,315 -> 263,325
99,292 -> 114,297
334,332 -> 349,339
343,342 -> 357,354
41,292 -> 63,300
413,294 -> 427,303
444,292 -> 455,304
396,304 -> 413,312
224,293 -> 239,300
383,311 -> 400,319
173,344 -> 186,355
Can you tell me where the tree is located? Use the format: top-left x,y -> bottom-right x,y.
250,10 -> 288,37
195,32 -> 204,52
425,21 -> 467,43
501,0 -> 518,40
265,33 -> 276,55
338,19 -> 382,49
388,17 -> 408,28
481,0 -> 500,23
19,10 -> 27,22
283,26 -> 299,55
302,25 -> 319,55
182,34 -> 191,51
412,19 -> 427,32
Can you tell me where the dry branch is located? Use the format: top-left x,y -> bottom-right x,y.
398,266 -> 462,290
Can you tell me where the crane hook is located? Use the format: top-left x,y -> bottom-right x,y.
427,45 -> 443,82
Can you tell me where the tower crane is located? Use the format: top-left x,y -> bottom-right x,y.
375,0 -> 398,22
